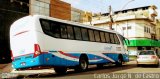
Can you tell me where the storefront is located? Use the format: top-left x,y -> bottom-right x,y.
127,39 -> 160,56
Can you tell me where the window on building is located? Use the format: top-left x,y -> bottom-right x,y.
100,32 -> 106,43
88,30 -> 95,42
148,28 -> 151,33
81,28 -> 89,41
94,31 -> 100,42
123,27 -> 126,30
127,26 -> 131,29
144,26 -> 146,32
71,11 -> 81,22
33,1 -> 50,16
74,27 -> 82,40
67,25 -> 74,39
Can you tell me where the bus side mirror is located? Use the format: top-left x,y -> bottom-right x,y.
125,38 -> 130,45
128,40 -> 130,45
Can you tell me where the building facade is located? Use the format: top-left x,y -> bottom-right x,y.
71,7 -> 93,23
30,0 -> 50,16
30,0 -> 71,20
90,5 -> 160,55
71,7 -> 84,22
0,0 -> 71,63
0,0 -> 29,63
30,0 -> 91,22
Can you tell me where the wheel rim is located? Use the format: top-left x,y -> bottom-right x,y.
80,60 -> 87,70
118,58 -> 122,64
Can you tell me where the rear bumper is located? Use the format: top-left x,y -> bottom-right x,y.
12,54 -> 45,69
137,59 -> 159,65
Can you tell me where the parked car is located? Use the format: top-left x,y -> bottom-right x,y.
137,50 -> 159,67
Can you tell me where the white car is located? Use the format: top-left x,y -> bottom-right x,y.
137,50 -> 159,67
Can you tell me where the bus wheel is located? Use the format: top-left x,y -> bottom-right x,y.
54,67 -> 67,74
116,56 -> 123,67
75,56 -> 88,72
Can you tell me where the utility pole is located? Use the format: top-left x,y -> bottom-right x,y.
109,5 -> 113,30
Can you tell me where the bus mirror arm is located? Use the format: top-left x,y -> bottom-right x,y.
124,38 -> 130,45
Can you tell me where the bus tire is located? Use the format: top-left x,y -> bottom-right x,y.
155,62 -> 159,67
54,67 -> 67,74
116,55 -> 123,67
75,56 -> 88,72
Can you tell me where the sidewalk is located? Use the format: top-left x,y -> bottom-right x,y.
0,64 -> 8,69
0,61 -> 137,78
0,63 -> 12,73
0,63 -> 10,73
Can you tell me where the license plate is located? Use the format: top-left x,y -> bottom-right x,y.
142,57 -> 149,59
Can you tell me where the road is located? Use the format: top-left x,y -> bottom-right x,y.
9,61 -> 160,79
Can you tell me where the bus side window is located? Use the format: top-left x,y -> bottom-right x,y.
40,20 -> 51,35
41,20 -> 50,31
105,32 -> 110,43
67,25 -> 74,39
114,34 -> 120,44
94,30 -> 100,42
50,22 -> 60,38
74,27 -> 82,40
88,30 -> 95,42
100,32 -> 106,43
81,28 -> 89,41
110,33 -> 115,44
60,24 -> 68,39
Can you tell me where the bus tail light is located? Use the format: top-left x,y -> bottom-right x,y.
33,44 -> 41,58
10,50 -> 14,61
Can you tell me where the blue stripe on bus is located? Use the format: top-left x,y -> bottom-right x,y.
12,52 -> 129,69
43,53 -> 79,66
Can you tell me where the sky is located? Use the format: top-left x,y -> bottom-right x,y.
61,0 -> 160,17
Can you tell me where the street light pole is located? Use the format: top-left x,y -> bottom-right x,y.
108,0 -> 134,30
121,0 -> 135,11
109,5 -> 113,30
113,0 -> 135,35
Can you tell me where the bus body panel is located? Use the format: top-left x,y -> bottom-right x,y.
10,16 -> 44,69
41,34 -> 127,65
10,15 -> 129,70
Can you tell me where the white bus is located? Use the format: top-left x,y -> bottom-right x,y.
10,15 -> 129,74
